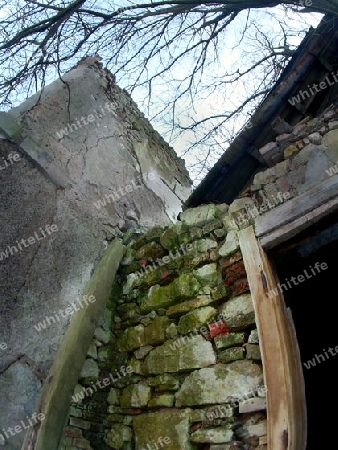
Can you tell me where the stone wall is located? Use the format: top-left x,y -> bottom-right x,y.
61,204 -> 267,450
229,104 -> 338,227
0,59 -> 191,450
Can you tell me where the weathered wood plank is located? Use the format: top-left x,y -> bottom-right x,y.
21,238 -> 124,450
255,175 -> 338,248
259,196 -> 338,249
239,226 -> 307,450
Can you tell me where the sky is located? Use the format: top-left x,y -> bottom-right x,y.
0,1 -> 323,184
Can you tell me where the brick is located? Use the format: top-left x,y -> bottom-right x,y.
224,261 -> 246,284
219,252 -> 242,271
232,278 -> 249,296
64,427 -> 83,438
258,142 -> 280,167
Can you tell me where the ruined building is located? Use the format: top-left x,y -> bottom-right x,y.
0,12 -> 338,450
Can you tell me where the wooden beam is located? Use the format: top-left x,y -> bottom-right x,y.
21,238 -> 124,450
255,176 -> 338,249
239,226 -> 307,450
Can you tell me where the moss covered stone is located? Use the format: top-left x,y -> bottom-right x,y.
221,293 -> 255,330
179,204 -> 222,226
166,295 -> 219,316
135,241 -> 167,260
133,410 -> 194,450
190,426 -> 234,444
120,384 -> 151,408
177,306 -> 217,335
105,423 -> 132,449
214,332 -> 246,350
175,361 -> 263,406
218,347 -> 244,363
143,316 -> 171,346
140,273 -> 201,313
148,393 -> 175,408
143,335 -> 216,374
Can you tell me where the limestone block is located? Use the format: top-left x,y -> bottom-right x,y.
177,306 -> 217,335
140,273 -> 201,313
190,427 -> 234,443
214,333 -> 246,350
143,335 -> 216,374
120,384 -> 152,408
106,424 -> 132,449
180,204 -> 221,226
133,410 -> 193,450
218,230 -> 239,258
220,294 -> 255,330
175,361 -> 263,406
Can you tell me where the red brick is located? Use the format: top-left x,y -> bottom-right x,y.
225,261 -> 246,284
233,278 -> 250,296
64,426 -> 82,438
219,252 -> 242,271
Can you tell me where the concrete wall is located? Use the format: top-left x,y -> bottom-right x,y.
0,58 -> 191,450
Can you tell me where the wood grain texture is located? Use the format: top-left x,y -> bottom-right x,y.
255,175 -> 338,249
239,226 -> 307,450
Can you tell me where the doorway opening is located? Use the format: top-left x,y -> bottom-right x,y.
270,211 -> 338,449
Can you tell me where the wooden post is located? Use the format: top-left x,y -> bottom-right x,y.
21,238 -> 124,450
239,226 -> 306,450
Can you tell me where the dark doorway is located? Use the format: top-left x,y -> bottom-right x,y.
270,213 -> 338,449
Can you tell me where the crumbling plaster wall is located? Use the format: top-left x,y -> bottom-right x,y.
0,59 -> 191,450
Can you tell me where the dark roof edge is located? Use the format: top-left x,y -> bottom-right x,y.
185,13 -> 336,209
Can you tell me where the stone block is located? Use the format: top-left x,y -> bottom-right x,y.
144,316 -> 171,345
214,332 -> 246,349
134,345 -> 153,360
120,384 -> 152,408
79,359 -> 99,378
248,329 -> 259,344
258,141 -> 283,167
140,273 -> 201,313
166,295 -> 218,316
190,427 -> 234,443
175,361 -> 263,406
218,230 -> 239,258
194,263 -> 219,286
239,396 -> 266,413
308,132 -> 322,145
246,344 -> 261,360
143,335 -> 216,374
133,410 -> 193,450
106,424 -> 132,449
218,347 -> 244,363
177,306 -> 217,335
220,294 -> 255,330
148,393 -> 175,407
180,204 -> 221,226
135,241 -> 167,260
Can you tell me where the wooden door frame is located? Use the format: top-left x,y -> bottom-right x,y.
239,226 -> 307,450
238,176 -> 338,450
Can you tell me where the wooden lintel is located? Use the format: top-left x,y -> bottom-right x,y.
255,175 -> 338,249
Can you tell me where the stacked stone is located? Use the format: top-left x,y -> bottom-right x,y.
230,104 -> 338,225
58,307 -> 116,450
102,204 -> 267,450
